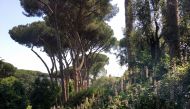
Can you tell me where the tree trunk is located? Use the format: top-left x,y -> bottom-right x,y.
166,0 -> 179,58
79,71 -> 83,90
125,0 -> 134,70
66,77 -> 69,100
56,31 -> 67,103
74,70 -> 79,93
60,77 -> 67,102
120,77 -> 124,92
166,0 -> 179,101
87,71 -> 90,87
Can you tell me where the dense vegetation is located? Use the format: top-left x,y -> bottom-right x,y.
0,0 -> 190,109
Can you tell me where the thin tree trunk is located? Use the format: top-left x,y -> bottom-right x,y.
79,71 -> 83,90
74,70 -> 79,93
66,77 -> 69,100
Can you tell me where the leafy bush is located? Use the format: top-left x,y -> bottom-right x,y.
30,77 -> 60,109
0,61 -> 16,78
0,76 -> 28,109
66,87 -> 96,107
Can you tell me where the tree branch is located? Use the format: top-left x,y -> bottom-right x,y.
31,46 -> 53,82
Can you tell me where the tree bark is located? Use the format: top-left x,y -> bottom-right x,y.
166,0 -> 179,101
125,0 -> 134,81
74,70 -> 79,93
166,0 -> 179,58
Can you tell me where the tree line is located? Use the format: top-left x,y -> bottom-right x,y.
1,0 -> 190,109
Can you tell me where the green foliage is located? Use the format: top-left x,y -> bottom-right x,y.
9,21 -> 59,55
82,20 -> 117,52
87,53 -> 109,79
0,76 -> 28,109
14,69 -> 45,97
20,0 -> 44,17
0,60 -> 16,78
14,0 -> 118,55
10,1 -> 117,104
66,87 -> 97,107
20,0 -> 116,21
5,0 -> 190,109
30,77 -> 60,109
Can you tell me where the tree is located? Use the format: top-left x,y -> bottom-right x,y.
13,69 -> 46,97
9,21 -> 59,82
0,60 -> 16,78
10,0 -> 117,103
116,0 -> 190,108
30,77 -> 60,109
0,76 -> 28,109
9,21 -> 69,102
165,0 -> 179,59
86,53 -> 109,83
178,0 -> 190,64
124,0 -> 134,72
80,21 -> 116,88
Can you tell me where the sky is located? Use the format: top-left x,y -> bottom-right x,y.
0,0 -> 126,77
